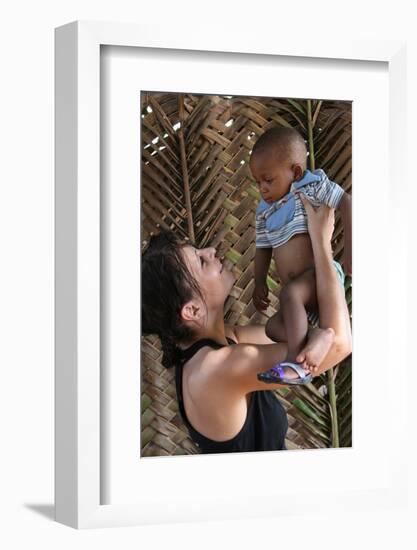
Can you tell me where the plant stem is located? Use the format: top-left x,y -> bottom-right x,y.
178,94 -> 195,242
306,99 -> 315,171
327,367 -> 340,447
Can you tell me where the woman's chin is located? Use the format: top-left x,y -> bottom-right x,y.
221,259 -> 238,279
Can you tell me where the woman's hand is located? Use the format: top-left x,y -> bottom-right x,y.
297,193 -> 335,246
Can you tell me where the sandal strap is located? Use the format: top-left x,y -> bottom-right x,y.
279,361 -> 308,379
271,365 -> 285,378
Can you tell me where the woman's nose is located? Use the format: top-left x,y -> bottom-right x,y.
203,247 -> 216,259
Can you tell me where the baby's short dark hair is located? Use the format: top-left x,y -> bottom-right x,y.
251,126 -> 307,165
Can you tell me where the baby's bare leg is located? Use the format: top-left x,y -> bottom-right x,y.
265,311 -> 287,343
279,268 -> 317,362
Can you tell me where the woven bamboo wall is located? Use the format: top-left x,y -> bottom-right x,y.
140,93 -> 352,457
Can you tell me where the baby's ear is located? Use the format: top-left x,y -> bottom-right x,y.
292,163 -> 304,180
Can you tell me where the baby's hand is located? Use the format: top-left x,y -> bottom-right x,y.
252,283 -> 270,312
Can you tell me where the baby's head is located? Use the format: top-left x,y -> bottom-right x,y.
249,127 -> 307,203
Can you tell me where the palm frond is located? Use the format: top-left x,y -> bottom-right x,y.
141,93 -> 352,456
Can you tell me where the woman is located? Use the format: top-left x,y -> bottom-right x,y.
142,195 -> 352,453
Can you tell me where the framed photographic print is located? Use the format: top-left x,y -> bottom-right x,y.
138,90 -> 353,460
55,21 -> 407,528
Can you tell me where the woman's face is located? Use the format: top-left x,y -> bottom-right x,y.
181,245 -> 235,308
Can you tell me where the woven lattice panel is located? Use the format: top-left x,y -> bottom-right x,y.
141,93 -> 352,456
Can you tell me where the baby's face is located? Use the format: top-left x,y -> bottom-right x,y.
250,151 -> 297,204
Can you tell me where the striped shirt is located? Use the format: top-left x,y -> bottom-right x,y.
255,169 -> 345,249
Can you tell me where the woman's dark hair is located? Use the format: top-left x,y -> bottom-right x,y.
142,230 -> 204,368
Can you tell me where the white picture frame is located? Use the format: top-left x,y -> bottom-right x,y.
55,20 -> 407,529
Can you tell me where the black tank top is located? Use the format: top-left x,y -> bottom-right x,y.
175,338 -> 288,453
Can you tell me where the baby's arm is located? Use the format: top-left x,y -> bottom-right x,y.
338,192 -> 352,276
252,248 -> 272,311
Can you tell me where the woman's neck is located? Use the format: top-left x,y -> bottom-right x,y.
200,326 -> 228,345
180,312 -> 228,348
202,310 -> 229,344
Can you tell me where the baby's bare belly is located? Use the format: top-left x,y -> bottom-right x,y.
272,233 -> 315,285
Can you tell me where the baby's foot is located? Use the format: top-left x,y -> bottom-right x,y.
296,327 -> 335,372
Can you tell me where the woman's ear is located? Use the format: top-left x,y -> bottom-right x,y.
180,300 -> 204,323
292,163 -> 304,181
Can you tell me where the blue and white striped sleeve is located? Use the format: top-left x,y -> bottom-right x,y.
255,216 -> 271,248
312,169 -> 345,208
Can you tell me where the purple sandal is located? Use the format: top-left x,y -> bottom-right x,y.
257,361 -> 312,385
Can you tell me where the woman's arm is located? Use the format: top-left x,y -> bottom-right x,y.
214,340 -> 290,392
339,192 -> 352,276
225,323 -> 275,345
298,194 -> 352,374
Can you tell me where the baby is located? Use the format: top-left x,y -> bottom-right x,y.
249,127 -> 352,385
